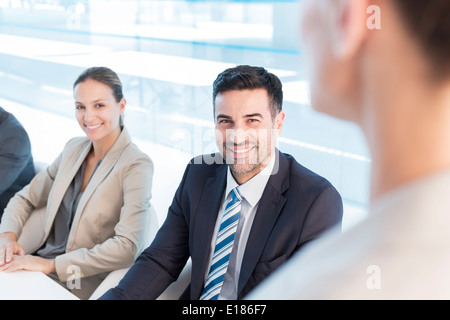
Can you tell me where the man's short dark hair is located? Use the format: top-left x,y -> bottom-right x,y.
213,65 -> 283,120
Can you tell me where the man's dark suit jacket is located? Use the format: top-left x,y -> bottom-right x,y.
101,151 -> 343,300
0,107 -> 35,219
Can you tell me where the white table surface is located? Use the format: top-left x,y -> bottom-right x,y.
0,270 -> 79,300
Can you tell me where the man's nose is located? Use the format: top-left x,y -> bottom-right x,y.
227,128 -> 247,145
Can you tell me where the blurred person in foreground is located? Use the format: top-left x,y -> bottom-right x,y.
0,67 -> 154,299
0,107 -> 35,220
100,65 -> 343,300
248,0 -> 450,299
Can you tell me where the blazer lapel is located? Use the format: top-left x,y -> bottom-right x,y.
44,141 -> 92,238
67,128 -> 131,248
190,163 -> 227,299
238,151 -> 289,296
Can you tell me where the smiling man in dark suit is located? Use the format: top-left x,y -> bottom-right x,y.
0,107 -> 35,220
100,65 -> 343,300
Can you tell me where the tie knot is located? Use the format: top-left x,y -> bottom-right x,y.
231,187 -> 242,202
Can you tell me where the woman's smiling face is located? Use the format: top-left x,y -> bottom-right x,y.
74,78 -> 125,144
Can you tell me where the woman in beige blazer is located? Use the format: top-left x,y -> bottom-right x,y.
0,67 -> 154,299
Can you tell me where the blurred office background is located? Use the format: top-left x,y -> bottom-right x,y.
0,0 -> 370,229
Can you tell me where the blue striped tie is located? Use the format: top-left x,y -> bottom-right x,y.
200,187 -> 242,300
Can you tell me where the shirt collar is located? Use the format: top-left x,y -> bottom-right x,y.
225,154 -> 276,208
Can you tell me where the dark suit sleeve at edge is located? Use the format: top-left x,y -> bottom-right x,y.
99,162 -> 193,300
0,123 -> 32,195
298,184 -> 343,248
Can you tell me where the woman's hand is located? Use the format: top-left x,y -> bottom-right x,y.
0,232 -> 25,266
0,254 -> 56,274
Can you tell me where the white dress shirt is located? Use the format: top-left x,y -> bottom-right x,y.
205,155 -> 276,300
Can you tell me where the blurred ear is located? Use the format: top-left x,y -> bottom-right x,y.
119,98 -> 126,114
331,0 -> 369,59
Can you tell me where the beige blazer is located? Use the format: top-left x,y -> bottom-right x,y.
0,128 -> 153,298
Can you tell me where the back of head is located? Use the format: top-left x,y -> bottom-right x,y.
393,0 -> 450,79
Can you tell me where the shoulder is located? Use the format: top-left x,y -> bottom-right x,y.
120,142 -> 155,177
62,136 -> 90,153
117,144 -> 154,191
178,153 -> 225,184
124,142 -> 153,163
0,111 -> 32,154
281,152 -> 339,193
113,127 -> 153,166
187,153 -> 224,172
0,109 -> 30,142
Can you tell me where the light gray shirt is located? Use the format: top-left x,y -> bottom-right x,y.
205,155 -> 275,300
38,160 -> 101,259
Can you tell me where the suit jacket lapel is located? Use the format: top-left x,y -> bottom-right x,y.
238,151 -> 289,296
190,163 -> 227,299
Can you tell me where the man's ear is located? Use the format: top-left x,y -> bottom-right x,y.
274,111 -> 286,136
331,0 -> 369,59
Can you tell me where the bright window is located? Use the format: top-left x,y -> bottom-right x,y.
0,0 -> 370,229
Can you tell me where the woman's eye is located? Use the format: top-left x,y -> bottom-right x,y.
95,104 -> 104,108
75,105 -> 84,110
